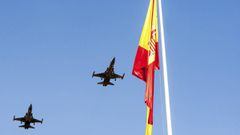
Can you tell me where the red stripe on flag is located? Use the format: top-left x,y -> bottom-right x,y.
145,63 -> 155,125
132,46 -> 149,82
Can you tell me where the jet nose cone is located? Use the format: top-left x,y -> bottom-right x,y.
29,104 -> 32,110
112,57 -> 115,63
110,57 -> 116,66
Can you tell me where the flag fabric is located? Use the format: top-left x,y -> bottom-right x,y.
132,0 -> 159,135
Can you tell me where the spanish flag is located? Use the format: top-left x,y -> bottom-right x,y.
132,0 -> 159,135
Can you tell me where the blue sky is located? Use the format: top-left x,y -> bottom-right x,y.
0,0 -> 239,134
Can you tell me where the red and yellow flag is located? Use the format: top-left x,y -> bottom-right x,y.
132,0 -> 159,135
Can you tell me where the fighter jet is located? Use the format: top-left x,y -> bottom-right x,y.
13,104 -> 43,129
92,57 -> 125,86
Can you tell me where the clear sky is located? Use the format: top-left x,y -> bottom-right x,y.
0,0 -> 239,134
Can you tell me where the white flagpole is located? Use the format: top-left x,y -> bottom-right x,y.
158,0 -> 173,135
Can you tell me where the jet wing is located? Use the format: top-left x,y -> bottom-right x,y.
14,117 -> 25,122
111,73 -> 124,79
32,118 -> 43,123
92,72 -> 106,78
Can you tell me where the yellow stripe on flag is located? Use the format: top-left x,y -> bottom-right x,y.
139,0 -> 159,53
138,0 -> 154,51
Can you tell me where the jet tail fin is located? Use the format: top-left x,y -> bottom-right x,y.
97,81 -> 114,86
28,125 -> 35,129
108,82 -> 114,85
19,125 -> 25,128
97,82 -> 103,84
19,125 -> 35,129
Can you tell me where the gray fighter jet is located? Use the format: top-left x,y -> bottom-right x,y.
92,57 -> 125,86
13,104 -> 43,129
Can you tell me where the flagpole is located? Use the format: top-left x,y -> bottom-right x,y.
157,0 -> 173,135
